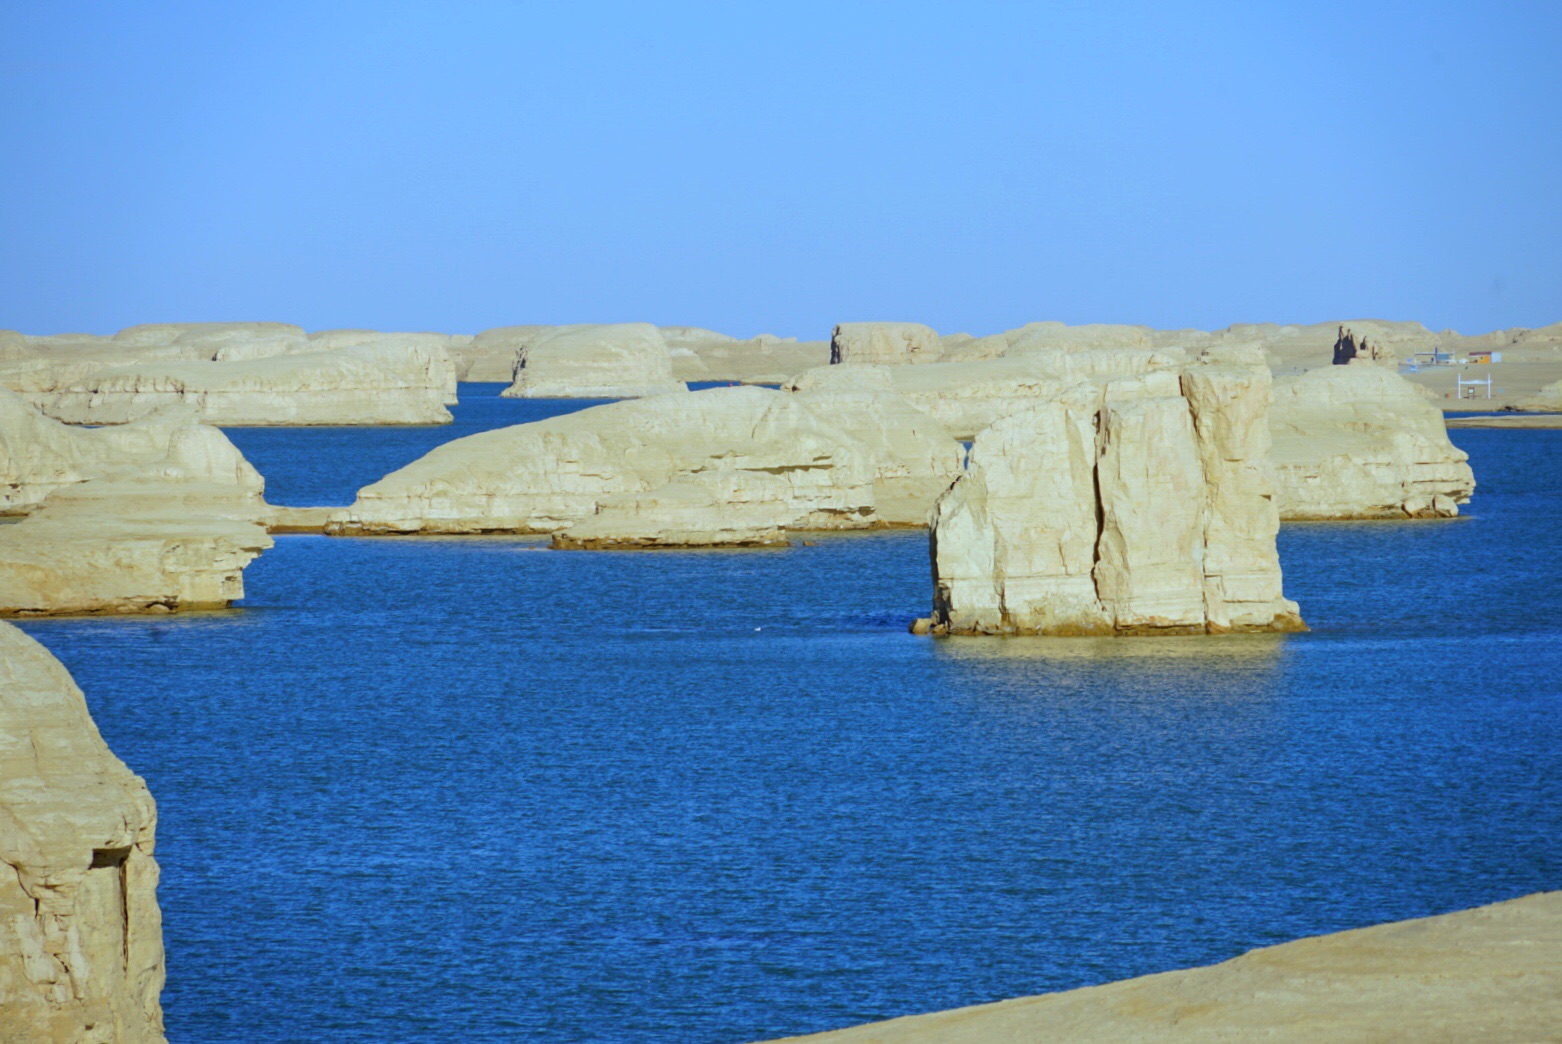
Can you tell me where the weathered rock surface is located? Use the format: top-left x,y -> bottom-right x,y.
673,335 -> 831,385
926,350 -> 1301,636
830,323 -> 942,366
7,340 -> 453,426
1,389 -> 261,515
1331,324 -> 1396,367
305,331 -> 460,404
772,891 -> 1562,1044
331,387 -> 879,539
791,349 -> 1189,440
0,480 -> 273,616
1270,367 -> 1475,519
788,386 -> 965,525
0,622 -> 165,1041
0,392 -> 272,615
451,325 -> 552,382
501,323 -> 686,399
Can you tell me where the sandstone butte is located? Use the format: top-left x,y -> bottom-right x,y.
0,621 -> 166,1042
768,890 -> 1562,1044
1270,366 -> 1475,519
1,323 -> 456,426
499,323 -> 687,400
0,390 -> 273,616
923,348 -> 1303,637
327,385 -> 965,545
829,322 -> 943,366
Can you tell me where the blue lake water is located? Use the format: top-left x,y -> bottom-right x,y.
16,426 -> 1562,1042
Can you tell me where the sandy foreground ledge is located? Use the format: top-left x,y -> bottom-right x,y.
768,891 -> 1561,1043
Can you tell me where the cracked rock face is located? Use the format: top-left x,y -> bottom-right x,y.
1270,366 -> 1475,519
928,351 -> 1303,636
500,323 -> 687,400
0,622 -> 165,1042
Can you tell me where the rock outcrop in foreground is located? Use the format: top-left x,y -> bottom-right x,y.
329,386 -> 964,544
926,349 -> 1302,636
500,324 -> 686,399
0,622 -> 165,1041
773,891 -> 1561,1043
1270,366 -> 1475,519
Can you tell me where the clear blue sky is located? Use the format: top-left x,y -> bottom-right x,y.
2,1 -> 1558,338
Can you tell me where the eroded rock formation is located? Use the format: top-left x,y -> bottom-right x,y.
6,339 -> 453,426
0,393 -> 272,615
1331,324 -> 1396,367
330,387 -> 881,540
500,323 -> 686,399
925,349 -> 1302,636
1270,366 -> 1475,518
829,323 -> 942,366
0,622 -> 165,1041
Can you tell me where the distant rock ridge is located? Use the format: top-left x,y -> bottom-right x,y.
922,348 -> 1303,636
500,323 -> 686,399
0,622 -> 166,1041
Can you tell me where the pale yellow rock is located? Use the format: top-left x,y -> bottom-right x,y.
500,323 -> 686,399
305,331 -> 460,404
791,350 -> 1188,440
1,389 -> 263,515
928,352 -> 1300,636
331,386 -> 878,538
770,891 -> 1562,1044
553,473 -> 791,549
674,335 -> 831,385
451,325 -> 552,382
1270,367 -> 1475,519
9,340 -> 453,426
0,622 -> 166,1042
0,480 -> 273,616
788,386 -> 965,526
830,323 -> 941,366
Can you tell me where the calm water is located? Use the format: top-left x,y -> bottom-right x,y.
17,430 -> 1562,1042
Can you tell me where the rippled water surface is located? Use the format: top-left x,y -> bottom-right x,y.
18,425 -> 1562,1042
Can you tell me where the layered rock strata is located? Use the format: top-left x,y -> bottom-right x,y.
451,325 -> 551,382
500,323 -> 686,399
330,387 -> 881,540
1270,367 -> 1475,519
790,349 -> 1190,440
7,340 -> 453,426
0,481 -> 273,615
774,891 -> 1562,1043
829,323 -> 941,366
0,622 -> 166,1041
1,389 -> 257,515
672,335 -> 831,385
925,350 -> 1302,636
0,393 -> 272,615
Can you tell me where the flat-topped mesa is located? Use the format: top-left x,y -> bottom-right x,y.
1270,366 -> 1475,519
830,323 -> 942,366
328,386 -> 889,542
500,323 -> 687,399
925,349 -> 1303,636
790,348 -> 1190,441
6,338 -> 453,426
0,622 -> 166,1041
